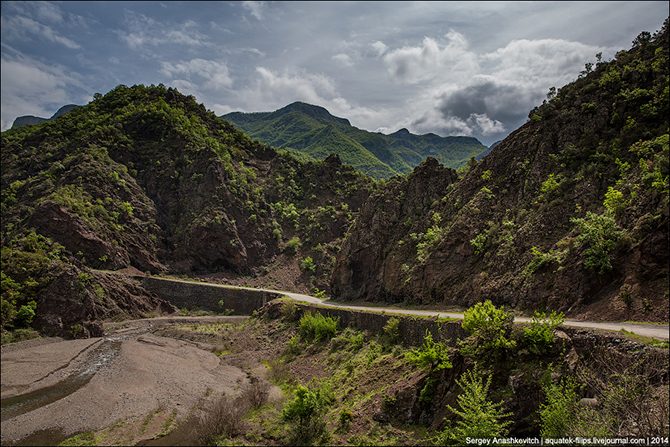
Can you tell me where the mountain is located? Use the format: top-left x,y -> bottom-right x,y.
223,102 -> 488,178
332,22 -> 669,322
1,85 -> 373,336
11,104 -> 80,129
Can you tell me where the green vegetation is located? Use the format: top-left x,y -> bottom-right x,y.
299,256 -> 317,273
282,383 -> 334,445
539,377 -> 579,437
224,103 -> 488,178
522,310 -> 565,354
460,300 -> 516,359
298,311 -> 338,342
404,331 -> 452,371
58,432 -> 99,446
571,211 -> 625,273
411,212 -> 444,262
438,369 -> 511,443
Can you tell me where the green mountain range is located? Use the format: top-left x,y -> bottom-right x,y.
223,102 -> 488,178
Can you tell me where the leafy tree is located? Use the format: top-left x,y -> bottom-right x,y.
282,383 -> 334,445
437,369 -> 511,443
570,211 -> 624,273
460,300 -> 516,359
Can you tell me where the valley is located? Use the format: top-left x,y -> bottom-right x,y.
0,8 -> 668,446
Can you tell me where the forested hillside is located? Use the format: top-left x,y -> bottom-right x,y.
224,102 -> 488,178
1,86 -> 373,337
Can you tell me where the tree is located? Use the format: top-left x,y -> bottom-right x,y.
437,369 -> 511,444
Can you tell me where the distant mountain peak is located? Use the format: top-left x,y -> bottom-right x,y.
393,128 -> 411,135
277,101 -> 351,126
11,104 -> 79,129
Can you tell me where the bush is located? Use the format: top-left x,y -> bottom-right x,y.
381,317 -> 401,346
405,330 -> 452,371
331,328 -> 364,351
523,310 -> 565,355
298,312 -> 338,342
282,383 -> 334,445
571,211 -> 624,273
460,300 -> 516,359
470,231 -> 488,255
299,256 -> 316,273
603,186 -> 626,214
437,369 -> 511,443
286,236 -> 302,254
539,377 -> 578,437
15,300 -> 37,326
196,393 -> 247,444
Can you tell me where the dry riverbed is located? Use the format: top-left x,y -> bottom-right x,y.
0,316 -> 271,446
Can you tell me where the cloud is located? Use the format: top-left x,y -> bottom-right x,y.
371,41 -> 388,56
33,2 -> 64,23
242,1 -> 265,21
2,15 -> 80,49
379,32 -> 604,141
161,58 -> 233,91
120,11 -> 208,49
0,52 -> 84,130
382,30 -> 479,84
332,53 -> 354,67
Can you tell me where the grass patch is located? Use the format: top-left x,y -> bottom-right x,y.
619,329 -> 669,348
58,432 -> 99,446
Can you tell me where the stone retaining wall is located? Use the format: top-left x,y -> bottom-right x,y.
137,276 -> 281,315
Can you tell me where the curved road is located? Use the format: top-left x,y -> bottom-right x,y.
141,275 -> 669,341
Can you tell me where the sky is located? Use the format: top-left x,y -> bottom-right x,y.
1,1 -> 667,144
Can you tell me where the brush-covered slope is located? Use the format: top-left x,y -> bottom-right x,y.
332,22 -> 669,321
1,85 -> 373,337
223,102 -> 488,178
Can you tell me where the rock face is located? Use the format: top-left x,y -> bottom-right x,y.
332,24 -> 669,320
332,158 -> 458,302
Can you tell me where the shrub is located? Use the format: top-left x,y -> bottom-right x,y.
470,231 -> 487,255
337,408 -> 353,432
539,173 -> 562,198
299,256 -> 316,273
331,328 -> 364,351
15,300 -> 37,326
241,377 -> 270,409
282,383 -> 334,445
298,312 -> 338,342
525,246 -> 566,275
571,211 -> 624,273
405,330 -> 452,371
381,317 -> 401,346
286,236 -> 302,254
523,311 -> 565,355
603,187 -> 626,214
539,377 -> 579,437
196,393 -> 247,444
460,300 -> 516,359
437,369 -> 511,443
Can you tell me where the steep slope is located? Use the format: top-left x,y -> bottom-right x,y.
332,23 -> 669,321
223,102 -> 488,178
1,85 -> 373,336
11,104 -> 79,129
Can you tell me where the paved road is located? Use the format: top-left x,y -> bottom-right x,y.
131,274 -> 669,341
